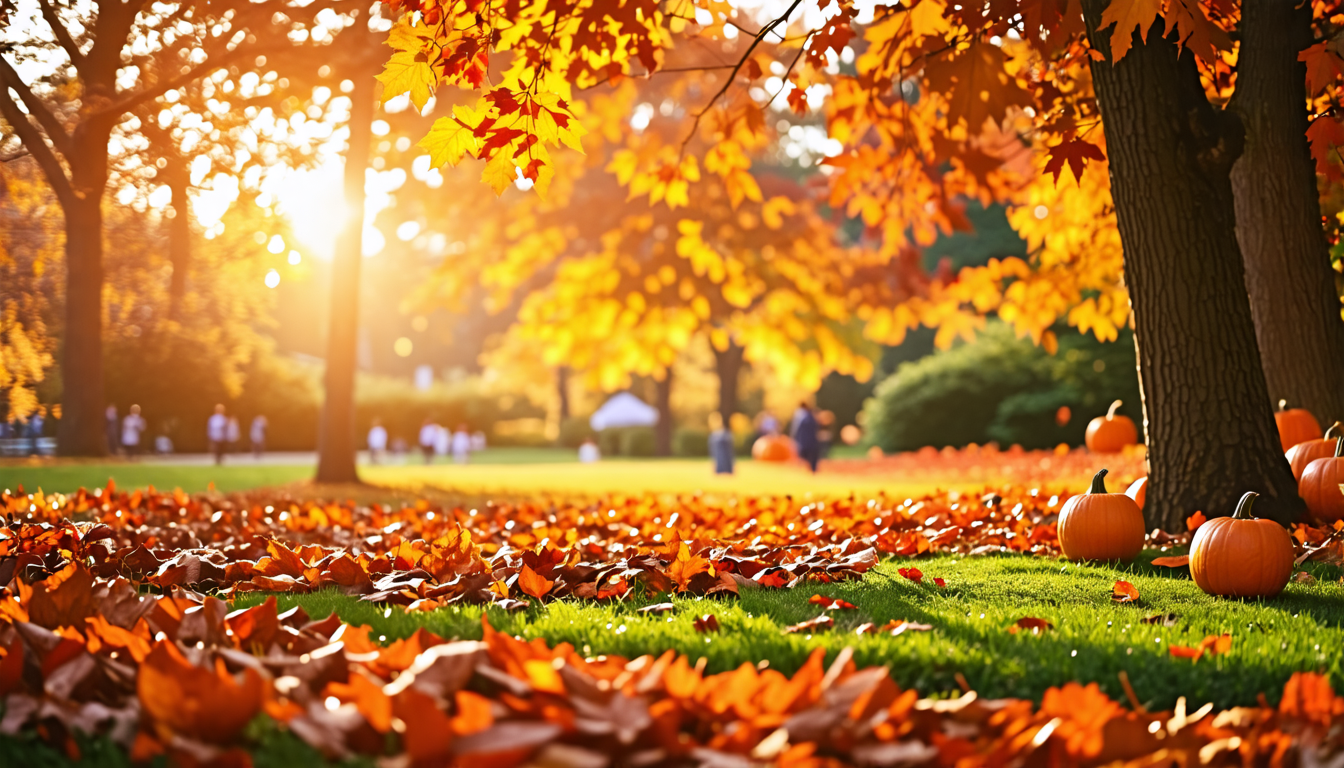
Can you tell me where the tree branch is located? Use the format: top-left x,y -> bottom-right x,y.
680,0 -> 806,150
0,87 -> 73,206
36,0 -> 85,68
89,45 -> 246,120
0,56 -> 73,155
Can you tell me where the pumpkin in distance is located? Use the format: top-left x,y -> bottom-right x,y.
1125,476 -> 1147,510
1274,399 -> 1322,453
751,435 -> 796,463
1057,468 -> 1145,562
1299,436 -> 1344,524
1085,400 -> 1138,454
1189,492 -> 1293,598
1285,421 -> 1341,481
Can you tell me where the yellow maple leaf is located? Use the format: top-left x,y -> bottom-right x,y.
482,152 -> 518,196
419,114 -> 481,168
1099,0 -> 1163,62
376,51 -> 436,112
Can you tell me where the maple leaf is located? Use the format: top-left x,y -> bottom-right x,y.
139,641 -> 267,745
420,111 -> 484,168
1007,617 -> 1054,635
1111,580 -> 1140,603
1186,511 -> 1208,533
482,152 -> 519,196
1099,0 -> 1162,63
923,42 -> 1033,131
1301,41 -> 1344,97
783,615 -> 835,634
1045,139 -> 1106,184
897,566 -> 924,584
517,564 -> 554,600
377,50 -> 437,113
666,542 -> 710,592
1169,633 -> 1232,661
693,614 -> 720,633
1307,114 -> 1344,181
1151,555 -> 1189,568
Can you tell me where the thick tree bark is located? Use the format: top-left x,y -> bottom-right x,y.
315,73 -> 374,484
1082,4 -> 1303,527
654,370 -> 673,456
713,341 -> 744,426
56,123 -> 114,457
57,194 -> 108,456
164,153 -> 192,322
1229,0 -> 1344,427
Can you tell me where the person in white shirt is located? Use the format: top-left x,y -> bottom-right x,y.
451,424 -> 471,464
433,423 -> 450,459
578,437 -> 601,463
121,405 -> 146,457
367,419 -> 389,464
418,419 -> 438,464
250,415 -> 268,458
226,416 -> 240,453
207,405 -> 228,465
470,431 -> 487,452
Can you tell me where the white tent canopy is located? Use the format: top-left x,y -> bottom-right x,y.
589,392 -> 660,431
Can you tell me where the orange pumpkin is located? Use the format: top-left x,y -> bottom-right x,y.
1189,492 -> 1294,598
1274,399 -> 1322,453
1299,436 -> 1344,524
1285,421 -> 1342,481
1057,468 -> 1145,562
1085,400 -> 1138,454
1125,476 -> 1147,510
751,435 -> 796,463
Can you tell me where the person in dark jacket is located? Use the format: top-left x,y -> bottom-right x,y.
793,401 -> 820,473
708,412 -> 735,475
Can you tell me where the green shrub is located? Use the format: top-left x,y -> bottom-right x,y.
559,416 -> 595,449
861,322 -> 1141,452
674,429 -> 710,457
620,427 -> 657,457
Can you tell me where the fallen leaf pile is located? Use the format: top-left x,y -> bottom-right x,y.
1,565 -> 1343,766
830,444 -> 1147,485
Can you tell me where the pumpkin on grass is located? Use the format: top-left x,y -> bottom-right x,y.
1285,421 -> 1342,481
1125,476 -> 1147,510
1085,401 -> 1138,454
751,435 -> 796,463
1057,468 -> 1145,562
1299,436 -> 1344,524
1189,492 -> 1293,598
1274,399 -> 1322,453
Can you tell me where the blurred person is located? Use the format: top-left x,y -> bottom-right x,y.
391,436 -> 408,457
578,436 -> 601,463
708,412 -> 734,475
433,423 -> 451,458
817,410 -> 835,459
757,411 -> 779,437
790,402 -> 810,437
451,424 -> 471,464
207,405 -> 228,465
226,416 -> 241,454
793,401 -> 820,474
105,404 -> 120,455
367,419 -> 388,464
470,430 -> 487,452
28,408 -> 44,439
155,434 -> 174,454
418,418 -> 438,464
250,414 -> 268,458
121,405 -> 146,458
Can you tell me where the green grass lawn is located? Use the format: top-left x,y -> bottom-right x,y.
232,551 -> 1344,711
0,445 -> 948,499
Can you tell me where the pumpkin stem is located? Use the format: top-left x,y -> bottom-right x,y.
1232,491 -> 1258,520
1326,421 -> 1342,440
1334,436 -> 1344,459
1278,399 -> 1289,412
1106,400 -> 1122,419
1089,468 -> 1109,494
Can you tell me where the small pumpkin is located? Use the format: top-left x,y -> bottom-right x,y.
1085,400 -> 1138,454
1298,436 -> 1344,524
1285,421 -> 1342,481
1274,399 -> 1322,453
1057,468 -> 1145,562
751,435 -> 796,463
1189,492 -> 1293,598
1125,476 -> 1147,510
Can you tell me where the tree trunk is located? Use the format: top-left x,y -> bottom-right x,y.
1081,4 -> 1303,527
713,341 -> 744,426
654,370 -> 673,456
556,366 -> 571,421
315,73 -> 374,484
1229,0 -> 1344,427
57,194 -> 108,456
164,154 -> 192,322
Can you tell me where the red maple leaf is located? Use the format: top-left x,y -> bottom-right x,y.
1044,138 -> 1106,184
